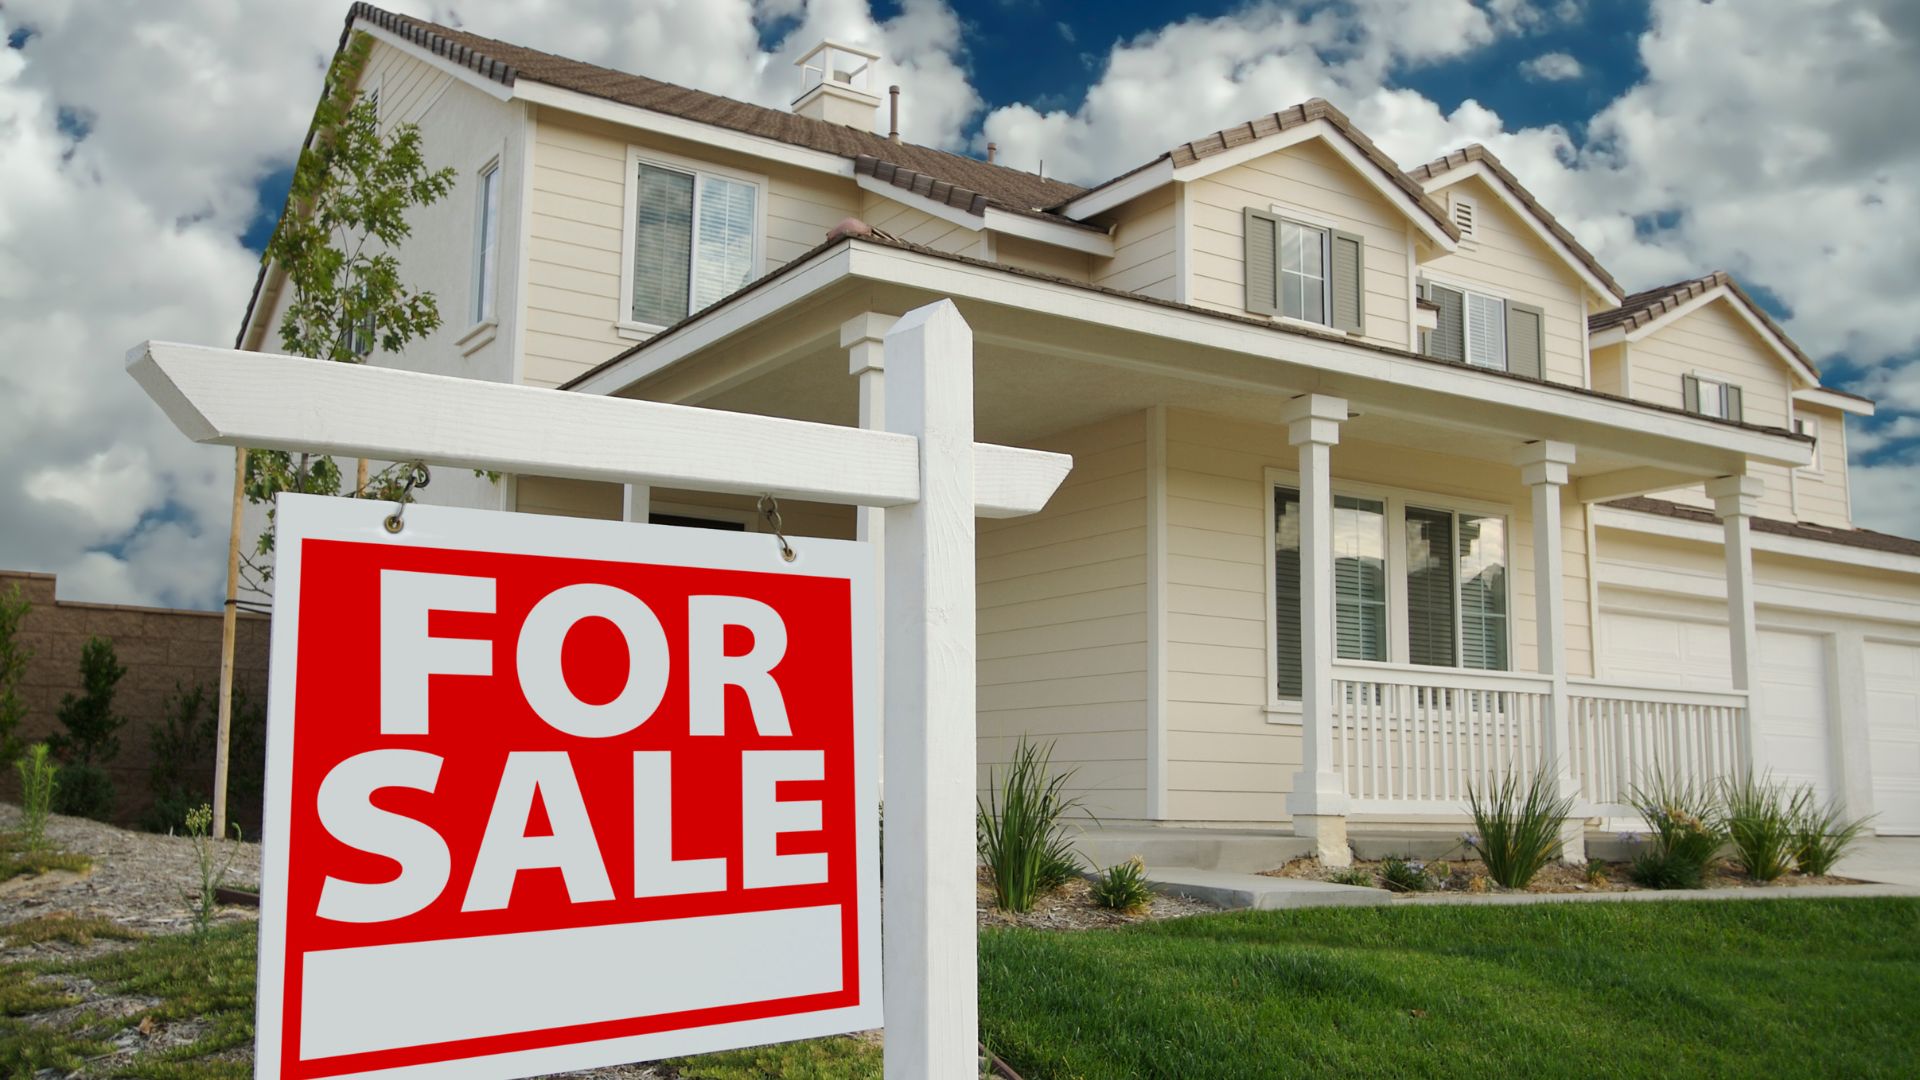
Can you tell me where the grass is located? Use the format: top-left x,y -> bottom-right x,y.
2,912 -> 143,948
979,898 -> 1920,1079
0,829 -> 92,882
6,900 -> 1915,1078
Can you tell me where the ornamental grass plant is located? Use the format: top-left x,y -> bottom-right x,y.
1721,772 -> 1808,882
1464,766 -> 1575,888
1627,772 -> 1724,889
978,736 -> 1086,913
1792,797 -> 1873,877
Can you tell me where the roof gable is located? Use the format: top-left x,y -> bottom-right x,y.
1410,144 -> 1624,302
1590,271 -> 1821,386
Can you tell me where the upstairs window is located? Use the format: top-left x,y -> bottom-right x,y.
626,156 -> 760,331
1244,207 -> 1365,333
1422,281 -> 1545,380
1684,374 -> 1744,422
1795,416 -> 1821,473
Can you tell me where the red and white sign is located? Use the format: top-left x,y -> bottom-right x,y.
256,494 -> 880,1079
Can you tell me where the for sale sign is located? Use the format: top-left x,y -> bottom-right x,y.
256,494 -> 880,1079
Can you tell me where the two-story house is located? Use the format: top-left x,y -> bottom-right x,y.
238,4 -> 1920,865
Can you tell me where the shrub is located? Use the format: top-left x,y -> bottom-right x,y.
1626,773 -> 1724,889
1328,866 -> 1376,888
1721,772 -> 1808,882
183,803 -> 243,936
978,736 -> 1086,913
1793,798 -> 1873,877
0,583 -> 31,769
1378,855 -> 1432,893
51,762 -> 114,821
15,742 -> 57,851
1465,766 -> 1576,888
142,681 -> 269,836
1089,857 -> 1154,913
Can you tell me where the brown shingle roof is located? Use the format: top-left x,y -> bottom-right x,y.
1604,497 -> 1920,558
1588,270 -> 1821,377
1408,143 -> 1624,300
348,4 -> 1086,221
1061,99 -> 1460,242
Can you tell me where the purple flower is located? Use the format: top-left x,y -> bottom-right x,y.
1617,830 -> 1643,845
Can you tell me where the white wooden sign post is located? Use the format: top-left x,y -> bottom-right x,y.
129,301 -> 1068,1080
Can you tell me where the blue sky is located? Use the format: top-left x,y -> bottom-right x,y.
3,1 -> 1917,610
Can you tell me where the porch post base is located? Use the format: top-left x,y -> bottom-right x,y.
1291,814 -> 1351,868
1557,818 -> 1588,864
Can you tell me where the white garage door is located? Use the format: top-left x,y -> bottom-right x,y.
1865,640 -> 1920,835
1599,612 -> 1834,803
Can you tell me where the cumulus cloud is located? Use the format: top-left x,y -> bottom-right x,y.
1521,51 -> 1583,81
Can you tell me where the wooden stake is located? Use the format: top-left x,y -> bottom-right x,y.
213,444 -> 245,837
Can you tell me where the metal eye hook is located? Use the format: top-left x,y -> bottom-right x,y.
757,493 -> 797,562
382,462 -> 432,534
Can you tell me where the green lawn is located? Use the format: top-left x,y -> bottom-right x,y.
979,898 -> 1920,1079
3,899 -> 1914,1078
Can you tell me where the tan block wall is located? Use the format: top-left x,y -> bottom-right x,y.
0,571 -> 270,826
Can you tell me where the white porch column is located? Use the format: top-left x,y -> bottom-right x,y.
621,483 -> 649,522
1706,473 -> 1765,775
1282,393 -> 1350,866
843,314 -> 894,795
1515,440 -> 1585,863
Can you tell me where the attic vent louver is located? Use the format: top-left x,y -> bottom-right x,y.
1451,194 -> 1477,240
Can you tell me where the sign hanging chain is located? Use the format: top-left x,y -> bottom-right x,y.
757,494 -> 797,562
382,462 -> 432,534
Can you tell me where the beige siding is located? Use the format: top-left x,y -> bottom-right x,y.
1416,175 -> 1590,387
1090,187 -> 1177,300
858,190 -> 980,254
1590,342 -> 1628,396
367,44 -> 453,128
978,413 -> 1150,820
1185,138 -> 1412,350
515,476 -> 622,519
1636,298 -> 1808,520
524,114 -> 861,388
1160,408 -> 1593,822
1790,404 -> 1853,527
995,234 -> 1092,281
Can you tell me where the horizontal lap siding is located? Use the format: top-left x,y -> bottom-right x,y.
978,413 -> 1150,820
1417,175 -> 1590,387
1635,300 -> 1805,521
1091,188 -> 1177,300
1792,405 -> 1853,527
524,116 -> 860,388
858,192 -> 979,254
1185,139 -> 1411,351
1160,409 -> 1595,822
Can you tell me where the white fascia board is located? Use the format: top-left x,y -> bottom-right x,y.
1793,387 -> 1876,416
1588,325 -> 1626,348
1592,504 -> 1920,576
1058,160 -> 1174,220
511,81 -> 855,179
1163,121 -> 1458,252
353,21 -> 513,102
1617,285 -> 1822,387
982,208 -> 1114,256
854,173 -> 983,233
1420,161 -> 1623,302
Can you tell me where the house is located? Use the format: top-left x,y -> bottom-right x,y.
238,4 -> 1920,866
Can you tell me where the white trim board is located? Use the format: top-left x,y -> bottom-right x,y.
1592,504 -> 1920,576
1793,387 -> 1875,417
852,174 -> 1115,257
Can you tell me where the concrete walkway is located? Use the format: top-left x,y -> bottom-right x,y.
1835,837 -> 1920,887
1403,882 -> 1920,906
1144,868 -> 1389,910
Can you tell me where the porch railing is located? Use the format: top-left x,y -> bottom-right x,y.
1331,665 -> 1552,814
1568,682 -> 1748,818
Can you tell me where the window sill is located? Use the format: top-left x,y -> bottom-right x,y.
616,320 -> 668,342
455,319 -> 498,355
1271,315 -> 1349,337
1263,703 -> 1303,725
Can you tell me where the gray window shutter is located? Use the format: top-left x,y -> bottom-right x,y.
1505,302 -> 1545,380
1329,230 -> 1365,334
1273,486 -> 1302,700
1726,384 -> 1744,423
1428,284 -> 1466,362
1682,373 -> 1701,414
1244,208 -> 1280,316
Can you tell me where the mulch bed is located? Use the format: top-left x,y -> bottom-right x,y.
976,866 -> 1218,929
1264,854 -> 1862,895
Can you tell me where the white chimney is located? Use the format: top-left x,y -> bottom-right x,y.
793,41 -> 883,128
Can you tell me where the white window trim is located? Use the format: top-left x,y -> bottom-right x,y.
1268,202 -> 1336,330
1794,414 -> 1822,474
617,145 -> 769,338
1690,369 -> 1737,420
1424,274 -> 1512,371
461,149 -> 506,355
1262,467 -> 1516,715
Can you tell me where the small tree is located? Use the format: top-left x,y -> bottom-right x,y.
243,31 -> 457,586
0,583 -> 30,768
49,636 -> 127,820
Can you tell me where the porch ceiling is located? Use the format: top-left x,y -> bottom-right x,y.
602,240 -> 1808,490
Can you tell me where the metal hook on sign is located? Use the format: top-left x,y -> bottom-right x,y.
382,462 -> 432,534
757,494 -> 797,563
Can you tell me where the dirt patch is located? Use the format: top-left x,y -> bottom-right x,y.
976,866 -> 1218,929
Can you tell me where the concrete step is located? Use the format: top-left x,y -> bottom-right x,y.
1071,827 -> 1313,875
1144,867 -> 1391,911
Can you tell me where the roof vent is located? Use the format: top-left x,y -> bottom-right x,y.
793,41 -> 883,129
1450,193 -> 1477,239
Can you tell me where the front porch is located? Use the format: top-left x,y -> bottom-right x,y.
561,236 -> 1809,865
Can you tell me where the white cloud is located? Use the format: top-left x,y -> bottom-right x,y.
1521,51 -> 1583,81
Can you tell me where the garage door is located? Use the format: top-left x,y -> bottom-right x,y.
1599,612 -> 1834,803
1865,641 -> 1920,835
